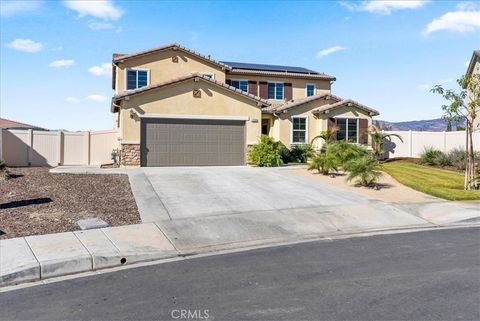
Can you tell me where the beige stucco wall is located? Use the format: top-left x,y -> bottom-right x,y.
271,100 -> 372,149
115,49 -> 226,94
225,74 -> 331,101
118,79 -> 262,145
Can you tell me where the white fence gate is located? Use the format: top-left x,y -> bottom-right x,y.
0,129 -> 119,166
384,130 -> 480,158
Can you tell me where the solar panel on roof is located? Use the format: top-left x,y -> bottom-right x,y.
221,61 -> 320,74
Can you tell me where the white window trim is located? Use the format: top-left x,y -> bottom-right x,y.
268,81 -> 284,100
201,72 -> 215,79
125,68 -> 150,91
334,117 -> 359,143
306,83 -> 316,97
291,116 -> 309,145
230,79 -> 249,92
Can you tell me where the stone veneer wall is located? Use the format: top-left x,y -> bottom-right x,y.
121,144 -> 140,166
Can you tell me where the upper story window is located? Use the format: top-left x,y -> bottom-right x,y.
231,80 -> 248,92
336,118 -> 358,143
126,69 -> 149,90
268,82 -> 284,100
306,84 -> 315,97
292,116 -> 307,144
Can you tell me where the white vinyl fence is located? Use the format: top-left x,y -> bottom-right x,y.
0,129 -> 119,167
384,130 -> 480,158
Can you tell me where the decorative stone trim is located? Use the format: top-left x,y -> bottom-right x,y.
121,144 -> 140,166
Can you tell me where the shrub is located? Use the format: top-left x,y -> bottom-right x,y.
248,135 -> 283,167
448,148 -> 467,170
420,147 -> 444,166
308,152 -> 339,175
345,155 -> 382,187
435,152 -> 454,167
289,144 -> 314,163
0,160 -> 11,181
278,144 -> 292,164
328,140 -> 368,169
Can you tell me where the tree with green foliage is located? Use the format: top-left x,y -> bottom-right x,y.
308,151 -> 339,175
431,74 -> 480,190
367,125 -> 403,160
248,135 -> 283,167
311,127 -> 339,146
327,140 -> 368,169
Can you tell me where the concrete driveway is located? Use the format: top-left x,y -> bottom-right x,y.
133,166 -> 371,221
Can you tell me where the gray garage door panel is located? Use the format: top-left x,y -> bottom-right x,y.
141,118 -> 246,166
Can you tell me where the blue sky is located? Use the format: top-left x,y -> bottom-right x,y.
1,0 -> 479,130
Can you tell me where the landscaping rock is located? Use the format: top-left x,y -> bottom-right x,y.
77,218 -> 109,230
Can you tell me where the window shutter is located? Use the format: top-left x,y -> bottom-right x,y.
226,79 -> 231,86
359,119 -> 369,144
284,83 -> 293,101
248,80 -> 258,96
259,81 -> 268,99
328,118 -> 337,141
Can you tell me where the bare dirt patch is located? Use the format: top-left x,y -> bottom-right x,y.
0,167 -> 140,239
287,167 -> 440,203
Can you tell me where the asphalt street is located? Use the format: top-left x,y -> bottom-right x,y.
1,227 -> 479,321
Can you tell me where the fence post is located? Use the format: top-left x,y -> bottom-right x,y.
57,131 -> 63,165
84,131 -> 91,166
27,129 -> 33,166
443,131 -> 447,153
408,130 -> 413,157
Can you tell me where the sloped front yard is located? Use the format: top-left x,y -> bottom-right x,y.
381,161 -> 480,201
0,167 -> 140,239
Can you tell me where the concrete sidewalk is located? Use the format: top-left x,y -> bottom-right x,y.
2,200 -> 479,288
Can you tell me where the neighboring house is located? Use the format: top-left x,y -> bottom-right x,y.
111,43 -> 379,166
0,118 -> 47,131
466,50 -> 480,131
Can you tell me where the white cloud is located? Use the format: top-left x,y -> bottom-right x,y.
6,38 -> 43,53
88,21 -> 115,30
49,59 -> 75,68
88,63 -> 112,76
63,0 -> 123,20
85,94 -> 108,102
0,0 -> 42,16
316,46 -> 346,58
438,78 -> 454,84
340,0 -> 428,15
417,83 -> 431,91
423,9 -> 480,35
66,96 -> 80,104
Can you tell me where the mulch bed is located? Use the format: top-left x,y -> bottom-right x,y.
0,167 -> 140,239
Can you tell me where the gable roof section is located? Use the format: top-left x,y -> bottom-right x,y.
111,73 -> 269,112
0,118 -> 47,130
466,50 -> 480,76
222,61 -> 320,74
113,43 -> 232,71
312,99 -> 380,116
262,93 -> 343,113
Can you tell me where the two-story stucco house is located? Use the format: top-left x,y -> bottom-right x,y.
111,43 -> 379,166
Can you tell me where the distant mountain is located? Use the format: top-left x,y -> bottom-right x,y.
375,118 -> 465,132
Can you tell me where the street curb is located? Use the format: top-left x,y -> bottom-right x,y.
2,222 -> 479,289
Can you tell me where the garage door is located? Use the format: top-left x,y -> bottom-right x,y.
140,118 -> 246,166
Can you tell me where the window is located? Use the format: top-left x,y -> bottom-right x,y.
292,117 -> 307,143
336,118 -> 358,143
306,84 -> 315,97
268,82 -> 284,100
231,80 -> 248,92
126,69 -> 149,90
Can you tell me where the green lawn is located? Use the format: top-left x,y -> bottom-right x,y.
381,161 -> 480,201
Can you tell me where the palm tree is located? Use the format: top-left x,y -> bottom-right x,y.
367,125 -> 403,160
311,127 -> 339,151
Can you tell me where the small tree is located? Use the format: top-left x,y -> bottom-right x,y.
431,74 -> 479,190
367,125 -> 403,160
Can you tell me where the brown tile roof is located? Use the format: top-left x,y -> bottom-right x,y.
0,118 -> 47,130
313,99 -> 380,116
228,68 -> 336,81
112,43 -> 232,71
112,73 -> 269,112
262,93 -> 343,113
